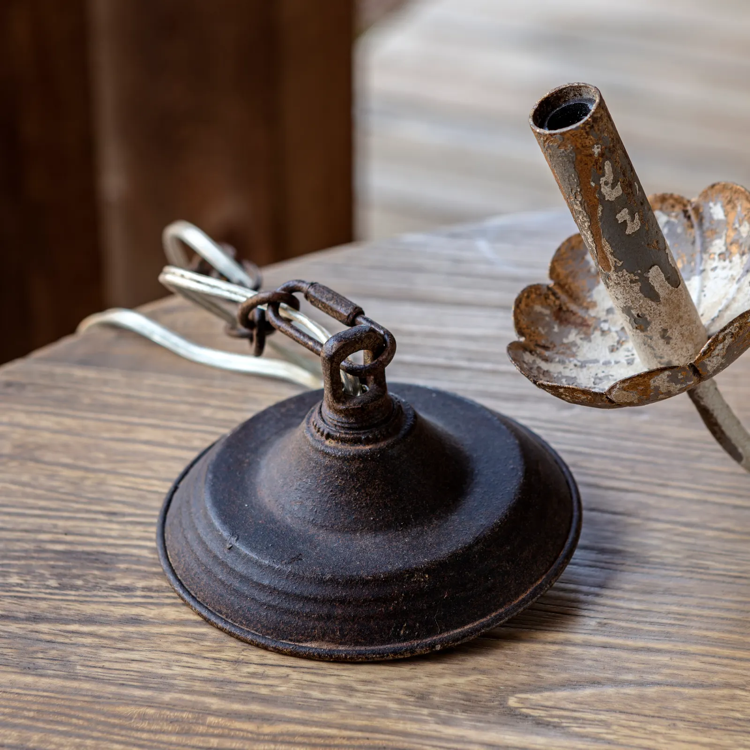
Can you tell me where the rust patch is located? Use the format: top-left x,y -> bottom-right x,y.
693,308 -> 750,380
530,83 -> 707,371
606,365 -> 698,406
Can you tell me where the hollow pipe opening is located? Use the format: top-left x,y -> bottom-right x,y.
531,83 -> 599,132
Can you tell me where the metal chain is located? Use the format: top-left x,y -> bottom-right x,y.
78,222 -> 360,394
237,279 -> 396,378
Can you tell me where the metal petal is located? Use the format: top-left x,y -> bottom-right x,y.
508,183 -> 750,407
605,365 -> 698,407
694,308 -> 750,380
690,183 -> 750,333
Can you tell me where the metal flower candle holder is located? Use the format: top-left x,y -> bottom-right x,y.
509,83 -> 750,470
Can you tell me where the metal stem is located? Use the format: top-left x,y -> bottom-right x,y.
688,380 -> 750,470
530,83 -> 706,369
78,309 -> 322,389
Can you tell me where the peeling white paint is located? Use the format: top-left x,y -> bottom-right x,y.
709,201 -> 726,221
600,161 -> 623,201
511,185 -> 750,411
616,208 -> 641,235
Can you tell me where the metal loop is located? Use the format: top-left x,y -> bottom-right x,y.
345,316 -> 397,377
263,280 -> 397,377
237,291 -> 300,357
277,280 -> 364,326
320,326 -> 389,412
237,290 -> 300,329
163,221 -> 261,290
82,227 -> 357,395
265,304 -> 326,357
189,242 -> 262,292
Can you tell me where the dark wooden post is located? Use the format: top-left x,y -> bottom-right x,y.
0,0 -> 102,361
0,0 -> 354,362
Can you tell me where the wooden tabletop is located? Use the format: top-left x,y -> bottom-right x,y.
3,211 -> 750,749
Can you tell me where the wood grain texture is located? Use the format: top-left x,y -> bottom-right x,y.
0,0 -> 353,365
2,210 -> 750,748
0,0 -> 102,364
88,0 -> 354,307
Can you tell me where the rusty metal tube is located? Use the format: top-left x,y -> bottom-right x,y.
530,83 -> 750,473
530,83 -> 706,370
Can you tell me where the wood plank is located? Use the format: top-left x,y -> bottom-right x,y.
89,0 -> 354,307
0,0 -> 102,364
273,0 -> 354,263
0,0 -> 353,365
2,210 -> 750,746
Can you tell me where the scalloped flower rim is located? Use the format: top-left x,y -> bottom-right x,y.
508,183 -> 750,409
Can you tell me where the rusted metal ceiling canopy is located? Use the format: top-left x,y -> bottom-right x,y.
159,281 -> 581,661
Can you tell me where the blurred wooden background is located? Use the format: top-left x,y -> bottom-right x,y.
357,0 -> 750,238
5,0 -> 750,363
0,0 -> 353,363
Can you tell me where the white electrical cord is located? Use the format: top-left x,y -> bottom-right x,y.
78,221 -> 357,393
78,309 -> 321,389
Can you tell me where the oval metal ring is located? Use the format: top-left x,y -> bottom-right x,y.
163,220 -> 258,289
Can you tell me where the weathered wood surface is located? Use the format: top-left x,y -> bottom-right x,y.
2,211 -> 750,748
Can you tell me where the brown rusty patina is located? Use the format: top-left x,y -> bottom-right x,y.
508,182 -> 750,408
511,81 -> 750,473
511,83 -> 750,414
529,83 -> 707,372
158,281 -> 581,661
